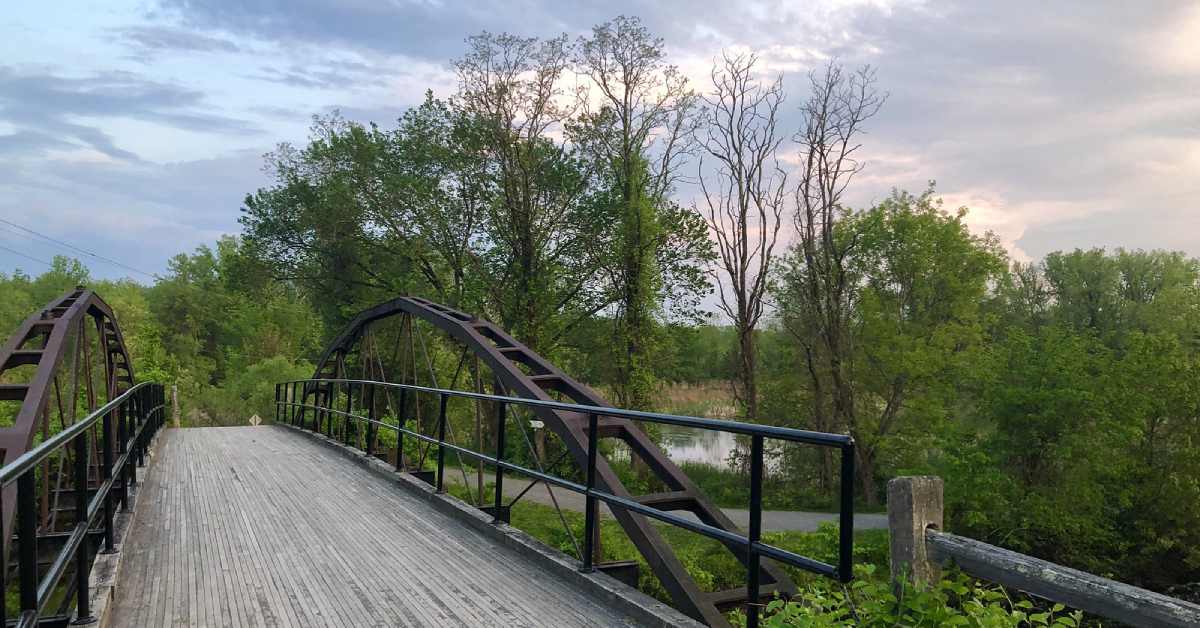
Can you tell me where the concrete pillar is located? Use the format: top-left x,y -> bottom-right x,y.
887,476 -> 944,588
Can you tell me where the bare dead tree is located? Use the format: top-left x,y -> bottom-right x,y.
786,60 -> 885,502
697,50 -> 786,420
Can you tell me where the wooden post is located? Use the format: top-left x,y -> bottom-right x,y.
887,476 -> 943,588
172,384 -> 180,428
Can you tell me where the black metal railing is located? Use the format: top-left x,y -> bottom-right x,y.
276,378 -> 855,627
0,382 -> 166,628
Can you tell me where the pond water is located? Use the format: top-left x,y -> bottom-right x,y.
658,424 -> 739,468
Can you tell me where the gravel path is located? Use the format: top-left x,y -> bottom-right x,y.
444,469 -> 888,533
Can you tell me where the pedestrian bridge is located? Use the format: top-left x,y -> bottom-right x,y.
111,425 -> 650,627
0,290 -> 857,627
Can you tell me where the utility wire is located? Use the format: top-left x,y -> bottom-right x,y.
0,218 -> 157,278
0,243 -> 54,268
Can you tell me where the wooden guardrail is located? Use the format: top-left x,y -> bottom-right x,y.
887,477 -> 1200,628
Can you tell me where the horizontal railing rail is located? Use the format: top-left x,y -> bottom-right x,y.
926,529 -> 1200,627
277,377 -> 855,626
0,382 -> 166,628
887,476 -> 1200,628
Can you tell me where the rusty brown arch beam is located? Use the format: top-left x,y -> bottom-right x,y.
0,288 -> 135,560
304,296 -> 794,626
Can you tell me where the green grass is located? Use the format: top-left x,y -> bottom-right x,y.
444,480 -> 1088,626
444,480 -> 889,604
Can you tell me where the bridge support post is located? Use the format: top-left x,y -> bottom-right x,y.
886,476 -> 943,590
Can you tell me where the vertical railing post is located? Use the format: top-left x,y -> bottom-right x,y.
101,403 -> 116,553
1,480 -> 6,621
343,381 -> 353,446
366,383 -> 376,460
313,383 -> 320,433
136,387 -> 146,468
275,383 -> 281,424
73,430 -> 94,624
839,442 -> 856,583
114,398 -> 128,512
17,473 -> 38,616
492,401 -> 506,524
581,413 -> 599,572
435,394 -> 447,493
746,434 -> 764,628
124,393 -> 137,506
299,382 -> 305,427
313,384 -> 320,432
324,383 -> 333,438
396,387 -> 408,471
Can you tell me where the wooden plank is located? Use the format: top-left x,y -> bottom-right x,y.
108,426 -> 641,627
927,529 -> 1200,628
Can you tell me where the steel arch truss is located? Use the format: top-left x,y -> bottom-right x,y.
302,296 -> 795,625
0,288 -> 135,561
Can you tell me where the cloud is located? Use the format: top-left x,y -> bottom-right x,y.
0,66 -> 262,160
250,58 -> 378,90
114,25 -> 242,61
157,0 -> 566,59
156,0 -> 921,64
5,0 -> 1200,284
0,149 -> 269,278
786,1 -> 1200,261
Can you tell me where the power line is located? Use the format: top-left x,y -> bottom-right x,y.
0,218 -> 157,278
0,243 -> 53,268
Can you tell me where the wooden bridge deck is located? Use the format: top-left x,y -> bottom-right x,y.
109,426 -> 643,627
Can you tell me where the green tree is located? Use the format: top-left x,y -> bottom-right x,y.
573,15 -> 708,409
779,189 -> 1006,504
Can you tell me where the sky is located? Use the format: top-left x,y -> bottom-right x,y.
1,0 -> 1198,283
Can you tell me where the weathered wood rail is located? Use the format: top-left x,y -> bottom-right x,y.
888,476 -> 1200,628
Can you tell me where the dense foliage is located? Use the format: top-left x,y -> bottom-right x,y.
0,243 -> 320,425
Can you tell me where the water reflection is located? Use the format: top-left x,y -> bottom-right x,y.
659,424 -> 738,468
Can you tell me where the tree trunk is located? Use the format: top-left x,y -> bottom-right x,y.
856,442 -> 879,508
738,324 -> 758,420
